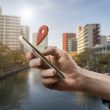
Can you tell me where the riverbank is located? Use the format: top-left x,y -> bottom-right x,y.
0,65 -> 29,79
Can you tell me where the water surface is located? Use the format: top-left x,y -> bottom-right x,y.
0,69 -> 109,110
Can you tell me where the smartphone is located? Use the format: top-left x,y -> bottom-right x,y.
19,36 -> 65,79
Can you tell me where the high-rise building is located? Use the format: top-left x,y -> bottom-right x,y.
0,15 -> 21,50
0,7 -> 29,50
62,33 -> 77,52
77,24 -> 101,54
32,32 -> 48,52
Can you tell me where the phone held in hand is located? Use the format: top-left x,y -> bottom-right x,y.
19,36 -> 65,79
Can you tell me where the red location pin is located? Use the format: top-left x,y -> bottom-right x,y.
37,25 -> 49,45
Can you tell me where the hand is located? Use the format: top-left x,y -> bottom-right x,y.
26,47 -> 85,91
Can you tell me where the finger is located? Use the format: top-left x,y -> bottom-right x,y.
40,69 -> 56,78
43,47 -> 64,58
51,78 -> 77,91
29,58 -> 43,68
29,55 -> 53,69
26,52 -> 35,60
42,77 -> 59,88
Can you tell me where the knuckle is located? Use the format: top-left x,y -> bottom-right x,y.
29,58 -> 39,68
26,52 -> 33,60
63,50 -> 68,57
51,69 -> 56,73
40,69 -> 56,78
63,50 -> 68,55
37,58 -> 42,65
42,78 -> 58,85
42,79 -> 50,86
32,58 -> 42,67
49,69 -> 56,75
50,72 -> 56,77
40,70 -> 46,77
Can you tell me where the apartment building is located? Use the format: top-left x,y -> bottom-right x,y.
62,33 -> 77,52
0,7 -> 29,50
77,24 -> 101,54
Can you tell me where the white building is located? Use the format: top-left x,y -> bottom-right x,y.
94,44 -> 110,56
32,32 -> 48,52
0,15 -> 21,50
0,7 -> 29,50
77,24 -> 101,54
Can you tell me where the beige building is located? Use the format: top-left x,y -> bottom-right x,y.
32,32 -> 48,52
77,24 -> 101,54
0,7 -> 29,50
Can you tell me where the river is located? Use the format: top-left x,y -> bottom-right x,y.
0,69 -> 109,110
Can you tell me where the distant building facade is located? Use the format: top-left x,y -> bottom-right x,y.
94,44 -> 110,56
62,33 -> 77,52
101,35 -> 107,45
106,35 -> 110,44
20,26 -> 29,41
0,7 -> 29,50
77,24 -> 101,54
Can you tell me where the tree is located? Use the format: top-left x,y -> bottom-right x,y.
74,48 -> 95,70
97,55 -> 110,73
0,43 -> 14,71
12,50 -> 28,65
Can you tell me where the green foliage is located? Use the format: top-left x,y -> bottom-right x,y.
74,48 -> 110,73
96,55 -> 110,73
0,43 -> 28,71
12,50 -> 28,65
0,44 -> 13,69
74,48 -> 95,68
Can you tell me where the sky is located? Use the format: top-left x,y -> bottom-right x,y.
0,0 -> 110,48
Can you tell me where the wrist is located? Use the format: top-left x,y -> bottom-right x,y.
77,68 -> 101,92
76,67 -> 92,92
72,67 -> 87,92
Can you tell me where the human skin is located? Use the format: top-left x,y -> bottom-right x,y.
26,47 -> 110,100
